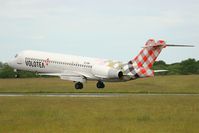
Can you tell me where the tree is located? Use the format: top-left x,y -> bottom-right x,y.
0,62 -> 3,68
153,60 -> 167,70
198,61 -> 199,73
153,60 -> 168,75
0,64 -> 16,78
0,63 -> 38,78
154,60 -> 167,66
167,63 -> 181,75
153,59 -> 199,75
180,59 -> 199,74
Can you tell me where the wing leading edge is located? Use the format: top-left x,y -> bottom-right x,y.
38,70 -> 87,83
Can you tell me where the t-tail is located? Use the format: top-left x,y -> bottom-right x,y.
124,39 -> 194,79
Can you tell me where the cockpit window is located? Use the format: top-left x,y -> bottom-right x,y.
15,54 -> 18,58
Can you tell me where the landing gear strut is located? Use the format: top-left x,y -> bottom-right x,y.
75,82 -> 83,89
97,81 -> 105,89
14,69 -> 19,78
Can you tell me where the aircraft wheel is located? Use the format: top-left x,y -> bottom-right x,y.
97,81 -> 105,89
75,82 -> 83,89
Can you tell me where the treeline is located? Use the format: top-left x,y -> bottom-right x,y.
153,58 -> 199,75
0,62 -> 38,78
0,58 -> 198,78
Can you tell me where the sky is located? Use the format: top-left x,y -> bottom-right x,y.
0,0 -> 199,63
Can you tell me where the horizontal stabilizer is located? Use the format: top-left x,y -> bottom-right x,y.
142,39 -> 195,48
143,44 -> 194,48
154,70 -> 168,73
166,44 -> 194,47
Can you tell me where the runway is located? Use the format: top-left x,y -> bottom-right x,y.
0,93 -> 198,97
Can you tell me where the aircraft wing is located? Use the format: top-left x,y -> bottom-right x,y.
38,71 -> 80,77
38,71 -> 88,83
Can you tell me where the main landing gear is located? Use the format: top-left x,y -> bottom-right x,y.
75,82 -> 83,89
97,81 -> 105,89
74,81 -> 105,90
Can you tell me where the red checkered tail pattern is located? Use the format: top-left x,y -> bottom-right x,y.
128,39 -> 166,78
124,39 -> 194,78
131,39 -> 166,68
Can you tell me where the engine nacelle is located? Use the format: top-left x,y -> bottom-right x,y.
92,65 -> 123,79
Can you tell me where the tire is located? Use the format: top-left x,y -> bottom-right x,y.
97,81 -> 105,89
75,82 -> 83,89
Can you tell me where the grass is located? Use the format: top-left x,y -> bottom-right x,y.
0,75 -> 198,93
0,96 -> 199,133
0,75 -> 199,133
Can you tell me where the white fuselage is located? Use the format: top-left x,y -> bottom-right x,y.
8,50 -> 129,82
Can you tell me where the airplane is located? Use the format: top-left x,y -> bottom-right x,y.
8,39 -> 193,89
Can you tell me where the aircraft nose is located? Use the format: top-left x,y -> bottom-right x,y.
7,60 -> 14,68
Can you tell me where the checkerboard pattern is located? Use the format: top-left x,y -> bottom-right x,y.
123,39 -> 166,78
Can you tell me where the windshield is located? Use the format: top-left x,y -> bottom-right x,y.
15,54 -> 18,58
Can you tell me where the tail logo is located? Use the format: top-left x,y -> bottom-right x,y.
125,39 -> 167,78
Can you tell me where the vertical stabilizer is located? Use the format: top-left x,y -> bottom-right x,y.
124,39 -> 166,78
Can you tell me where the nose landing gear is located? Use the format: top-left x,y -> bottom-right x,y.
14,69 -> 19,78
